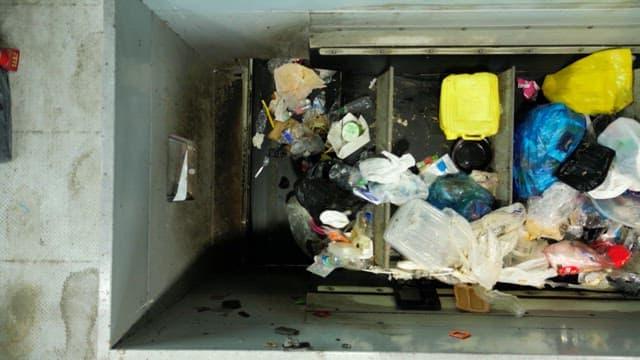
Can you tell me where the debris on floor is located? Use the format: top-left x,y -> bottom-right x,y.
282,338 -> 312,350
257,51 -> 640,312
221,299 -> 242,310
193,306 -> 213,313
517,77 -> 540,101
311,310 -> 332,318
449,330 -> 472,340
274,326 -> 300,336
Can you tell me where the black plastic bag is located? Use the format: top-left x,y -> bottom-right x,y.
0,69 -> 11,162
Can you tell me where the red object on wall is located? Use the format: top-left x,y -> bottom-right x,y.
0,49 -> 20,72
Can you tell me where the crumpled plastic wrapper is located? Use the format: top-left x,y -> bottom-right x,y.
274,63 -> 325,110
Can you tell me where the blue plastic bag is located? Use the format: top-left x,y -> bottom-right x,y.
427,173 -> 494,221
514,103 -> 586,199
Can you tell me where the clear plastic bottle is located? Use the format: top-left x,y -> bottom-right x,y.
256,109 -> 267,133
312,93 -> 326,114
329,163 -> 365,191
321,247 -> 368,270
336,96 -> 373,117
307,243 -> 371,277
350,207 -> 374,257
294,99 -> 312,115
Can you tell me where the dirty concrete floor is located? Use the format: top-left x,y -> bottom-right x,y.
0,1 -> 103,360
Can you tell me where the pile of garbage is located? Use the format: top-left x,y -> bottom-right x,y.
259,50 -> 640,313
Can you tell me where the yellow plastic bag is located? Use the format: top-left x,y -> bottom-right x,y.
542,48 -> 633,115
274,63 -> 325,111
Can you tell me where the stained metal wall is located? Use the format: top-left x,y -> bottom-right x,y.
111,0 -> 215,344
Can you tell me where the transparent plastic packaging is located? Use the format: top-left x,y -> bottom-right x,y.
597,117 -> 640,190
367,171 -> 428,206
525,182 -> 580,240
543,240 -> 608,275
332,96 -> 373,117
328,163 -> 365,191
474,286 -> 526,317
359,151 -> 416,184
384,199 -> 472,271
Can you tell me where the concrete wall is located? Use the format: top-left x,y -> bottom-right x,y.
0,1 -> 103,359
111,0 -> 215,343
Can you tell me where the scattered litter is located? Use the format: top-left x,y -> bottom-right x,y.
544,241 -> 607,275
264,341 -> 279,349
278,176 -> 290,189
275,326 -> 300,336
342,343 -> 352,350
454,283 -> 489,313
419,154 -> 459,186
193,306 -> 213,313
261,99 -> 276,128
427,173 -> 495,221
469,170 -> 499,196
254,156 -> 270,179
542,48 -> 633,115
517,78 -> 540,101
396,118 -> 408,127
526,182 -> 580,240
312,310 -> 332,318
440,72 -> 500,140
514,103 -> 586,199
274,63 -> 325,110
450,138 -> 492,173
449,330 -> 472,340
359,151 -> 415,184
555,142 -> 615,192
334,97 -> 373,118
317,68 -> 337,83
282,338 -> 312,350
254,52 -> 640,312
368,78 -> 377,90
319,210 -> 349,229
327,113 -> 371,159
221,300 -> 242,310
474,286 -> 526,317
252,133 -> 265,149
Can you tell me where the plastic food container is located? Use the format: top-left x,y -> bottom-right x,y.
383,199 -> 469,270
439,72 -> 500,140
450,138 -> 492,173
592,191 -> 640,229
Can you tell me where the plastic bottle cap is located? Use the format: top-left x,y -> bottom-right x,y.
607,245 -> 632,268
341,121 -> 361,142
